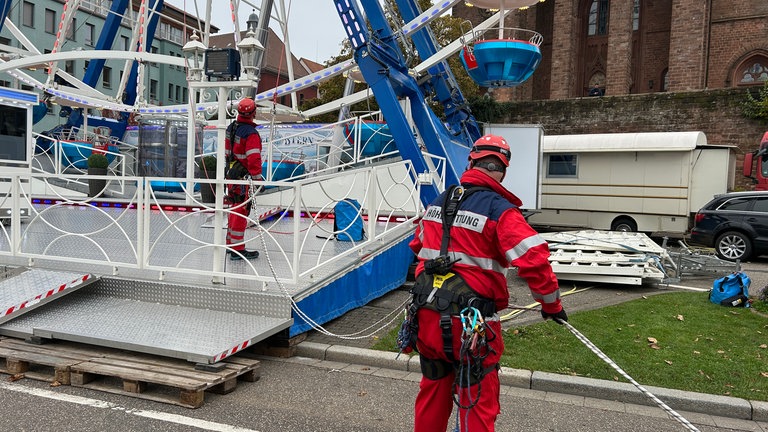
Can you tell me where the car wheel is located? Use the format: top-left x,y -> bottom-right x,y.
715,231 -> 752,261
611,217 -> 638,232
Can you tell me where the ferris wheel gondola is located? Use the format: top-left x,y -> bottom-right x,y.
459,0 -> 544,87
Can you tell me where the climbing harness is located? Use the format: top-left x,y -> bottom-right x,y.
556,318 -> 700,432
450,306 -> 497,432
405,185 -> 496,358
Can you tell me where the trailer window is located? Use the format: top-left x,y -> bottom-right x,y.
546,154 -> 578,177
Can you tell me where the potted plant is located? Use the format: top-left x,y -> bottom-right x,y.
87,152 -> 109,197
197,155 -> 217,203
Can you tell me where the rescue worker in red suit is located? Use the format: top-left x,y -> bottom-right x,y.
408,134 -> 568,431
224,98 -> 263,260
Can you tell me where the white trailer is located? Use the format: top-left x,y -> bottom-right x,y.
527,131 -> 734,236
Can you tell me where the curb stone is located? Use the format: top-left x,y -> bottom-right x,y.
294,341 -> 765,422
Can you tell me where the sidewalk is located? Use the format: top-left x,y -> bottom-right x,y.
301,274 -> 768,425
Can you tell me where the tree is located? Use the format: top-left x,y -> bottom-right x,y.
742,81 -> 768,122
300,1 -> 481,122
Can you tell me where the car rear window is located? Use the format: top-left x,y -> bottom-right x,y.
718,197 -> 752,211
752,197 -> 768,213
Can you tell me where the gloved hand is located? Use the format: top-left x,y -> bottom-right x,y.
541,308 -> 568,324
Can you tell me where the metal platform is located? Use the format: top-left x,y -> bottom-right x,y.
0,278 -> 292,364
0,268 -> 97,324
542,230 -> 671,285
0,204 -> 413,364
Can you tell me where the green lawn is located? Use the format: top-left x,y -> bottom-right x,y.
374,291 -> 768,401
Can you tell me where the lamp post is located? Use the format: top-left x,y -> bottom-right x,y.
182,31 -> 206,82
182,27 -> 263,283
238,29 -> 263,82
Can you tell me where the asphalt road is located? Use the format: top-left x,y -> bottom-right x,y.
0,355 -> 763,432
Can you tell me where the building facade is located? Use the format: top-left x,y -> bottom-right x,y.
0,0 -> 208,134
455,0 -> 768,101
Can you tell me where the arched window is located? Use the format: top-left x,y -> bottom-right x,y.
587,0 -> 610,36
735,55 -> 768,85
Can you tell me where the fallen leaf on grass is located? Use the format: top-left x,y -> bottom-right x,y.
693,350 -> 700,355
760,344 -> 767,349
717,350 -> 725,354
647,337 -> 658,344
760,372 -> 768,378
676,314 -> 684,321
664,360 -> 673,365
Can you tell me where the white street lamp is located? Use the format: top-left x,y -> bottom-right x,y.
238,29 -> 264,82
182,31 -> 207,82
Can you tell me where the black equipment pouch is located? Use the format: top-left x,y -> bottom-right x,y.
225,159 -> 250,180
411,272 -> 496,318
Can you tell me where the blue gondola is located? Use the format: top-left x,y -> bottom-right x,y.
460,38 -> 542,87
61,140 -> 119,169
344,121 -> 396,157
460,28 -> 542,87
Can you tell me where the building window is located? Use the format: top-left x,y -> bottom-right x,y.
65,60 -> 74,74
22,1 -> 34,27
587,0 -> 609,36
546,154 -> 578,177
661,68 -> 669,91
66,18 -> 76,41
121,35 -> 130,51
632,0 -> 640,31
736,56 -> 768,85
168,83 -> 174,101
85,23 -> 95,46
175,85 -> 180,102
103,66 -> 112,88
45,9 -> 56,34
183,88 -> 188,103
149,79 -> 158,101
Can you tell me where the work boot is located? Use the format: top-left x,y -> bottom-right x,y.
229,249 -> 259,260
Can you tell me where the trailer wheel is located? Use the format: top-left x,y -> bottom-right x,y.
610,217 -> 637,232
715,231 -> 751,261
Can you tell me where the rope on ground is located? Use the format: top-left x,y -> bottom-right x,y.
249,190 -> 406,340
557,319 -> 700,432
499,286 -> 593,322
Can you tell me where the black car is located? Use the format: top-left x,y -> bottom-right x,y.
689,191 -> 768,261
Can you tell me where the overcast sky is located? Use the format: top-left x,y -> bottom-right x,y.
164,0 -> 348,63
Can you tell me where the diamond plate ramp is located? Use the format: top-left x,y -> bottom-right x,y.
0,269 -> 97,325
0,279 -> 293,364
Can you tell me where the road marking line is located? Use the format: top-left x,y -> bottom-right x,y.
0,381 -> 259,432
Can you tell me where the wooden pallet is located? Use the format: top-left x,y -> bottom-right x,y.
0,338 -> 260,408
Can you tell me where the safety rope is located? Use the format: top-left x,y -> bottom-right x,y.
499,285 -> 593,321
246,176 -> 406,340
556,319 -> 700,432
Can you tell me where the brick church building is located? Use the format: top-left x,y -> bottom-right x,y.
454,0 -> 768,101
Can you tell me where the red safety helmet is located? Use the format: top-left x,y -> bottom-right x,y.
468,134 -> 511,167
237,98 -> 256,117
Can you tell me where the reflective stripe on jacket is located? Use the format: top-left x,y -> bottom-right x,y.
225,116 -> 263,179
409,168 -> 561,313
